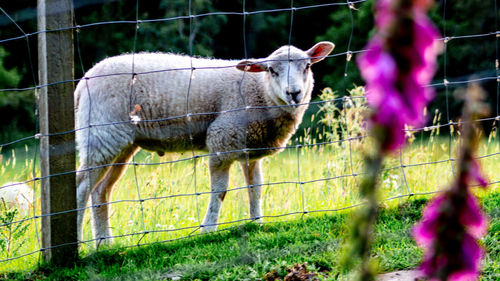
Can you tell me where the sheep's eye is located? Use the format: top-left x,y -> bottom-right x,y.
304,63 -> 311,73
269,67 -> 279,77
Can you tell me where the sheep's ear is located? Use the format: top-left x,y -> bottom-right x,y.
236,60 -> 268,72
307,41 -> 335,64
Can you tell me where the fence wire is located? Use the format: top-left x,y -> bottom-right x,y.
0,0 -> 499,269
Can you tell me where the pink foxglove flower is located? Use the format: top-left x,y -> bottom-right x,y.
413,189 -> 488,281
348,1 -> 443,280
357,0 -> 442,152
413,82 -> 490,281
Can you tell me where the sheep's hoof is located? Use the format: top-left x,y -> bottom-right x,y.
200,224 -> 218,233
95,236 -> 114,248
252,217 -> 264,225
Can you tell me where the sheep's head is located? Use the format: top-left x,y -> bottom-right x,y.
236,41 -> 334,110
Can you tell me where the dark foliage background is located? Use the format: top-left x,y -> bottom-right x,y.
0,0 -> 498,145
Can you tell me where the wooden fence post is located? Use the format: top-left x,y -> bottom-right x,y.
37,0 -> 77,266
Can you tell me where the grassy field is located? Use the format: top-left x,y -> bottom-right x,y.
0,134 -> 499,273
0,96 -> 499,278
0,193 -> 498,280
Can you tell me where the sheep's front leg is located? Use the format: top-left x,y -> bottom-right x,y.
240,159 -> 263,223
201,157 -> 231,232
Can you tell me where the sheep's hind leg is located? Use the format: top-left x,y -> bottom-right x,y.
240,159 -> 263,223
77,164 -> 107,243
91,145 -> 138,247
201,157 -> 231,233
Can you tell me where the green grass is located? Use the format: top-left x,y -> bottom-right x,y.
1,193 -> 498,280
0,98 -> 499,278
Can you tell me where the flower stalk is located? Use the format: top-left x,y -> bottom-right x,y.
346,0 -> 442,279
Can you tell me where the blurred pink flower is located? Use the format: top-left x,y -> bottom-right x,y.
460,191 -> 489,238
413,191 -> 488,243
356,1 -> 488,280
413,185 -> 488,280
412,14 -> 442,84
418,231 -> 484,281
374,0 -> 396,29
412,194 -> 446,247
357,37 -> 408,151
357,0 -> 442,152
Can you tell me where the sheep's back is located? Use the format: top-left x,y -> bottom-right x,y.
75,53 -> 262,153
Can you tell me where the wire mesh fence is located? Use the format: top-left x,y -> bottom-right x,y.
0,0 -> 499,271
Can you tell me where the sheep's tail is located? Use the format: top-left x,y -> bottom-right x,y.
74,78 -> 84,111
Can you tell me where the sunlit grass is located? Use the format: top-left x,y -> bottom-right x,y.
0,99 -> 499,273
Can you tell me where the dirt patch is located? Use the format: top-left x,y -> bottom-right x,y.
377,270 -> 423,281
264,263 -> 319,281
264,266 -> 424,281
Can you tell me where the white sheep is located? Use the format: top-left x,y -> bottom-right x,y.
0,182 -> 34,216
75,41 -> 335,244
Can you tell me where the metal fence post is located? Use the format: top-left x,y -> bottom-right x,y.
37,0 -> 77,266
